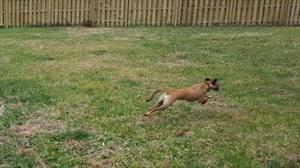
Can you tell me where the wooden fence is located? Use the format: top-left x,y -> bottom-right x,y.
0,0 -> 300,27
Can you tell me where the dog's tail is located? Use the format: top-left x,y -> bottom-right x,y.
146,89 -> 164,102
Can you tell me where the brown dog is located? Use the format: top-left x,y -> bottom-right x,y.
145,78 -> 219,116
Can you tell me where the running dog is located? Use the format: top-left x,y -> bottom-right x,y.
145,78 -> 219,116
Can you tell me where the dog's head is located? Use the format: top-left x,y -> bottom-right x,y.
205,78 -> 219,91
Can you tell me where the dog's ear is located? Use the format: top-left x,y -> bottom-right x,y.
212,79 -> 218,84
205,78 -> 211,81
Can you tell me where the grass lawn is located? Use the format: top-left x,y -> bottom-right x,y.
0,26 -> 299,167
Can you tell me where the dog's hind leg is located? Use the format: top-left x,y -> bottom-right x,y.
145,99 -> 164,116
148,100 -> 163,112
145,94 -> 174,116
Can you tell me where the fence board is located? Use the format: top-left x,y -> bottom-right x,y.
121,0 -> 125,26
284,0 -> 290,25
233,0 -> 237,24
79,0 -> 82,23
141,0 -> 145,25
7,0 -> 10,26
156,0 -> 161,25
291,0 -> 298,24
127,0 -> 130,25
146,0 -> 150,25
208,0 -> 214,26
167,0 -> 171,24
188,0 -> 193,25
291,0 -> 297,25
19,0 -> 23,26
4,0 -> 7,27
220,0 -> 226,25
11,0 -> 14,26
265,0 -> 270,24
202,0 -> 208,26
273,0 -> 280,24
111,0 -> 114,26
95,0 -> 99,25
36,0 -> 39,25
42,0 -> 46,25
33,0 -> 37,25
230,0 -> 236,24
162,0 -> 166,25
101,0 -> 105,26
54,0 -> 57,25
151,0 -> 156,25
294,0 -> 300,24
3,0 -> 6,27
269,0 -> 275,24
116,0 -> 120,26
117,0 -> 121,26
39,0 -> 44,26
252,0 -> 258,25
191,0 -> 196,25
177,0 -> 182,25
247,0 -> 252,25
17,0 -> 20,26
0,0 -> 2,26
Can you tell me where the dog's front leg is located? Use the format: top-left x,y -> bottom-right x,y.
198,95 -> 208,105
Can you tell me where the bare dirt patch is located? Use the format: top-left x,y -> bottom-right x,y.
194,33 -> 210,38
85,145 -> 125,167
20,40 -> 67,53
65,139 -> 85,151
0,101 -> 5,117
194,32 -> 273,39
166,51 -> 188,59
136,115 -> 165,127
11,121 -> 64,138
232,32 -> 273,38
0,134 -> 6,145
7,101 -> 23,110
176,129 -> 193,137
156,60 -> 192,68
11,107 -> 65,142
162,51 -> 195,67
67,27 -> 149,40
0,56 -> 10,64
16,147 -> 48,168
220,32 -> 273,38
66,27 -> 115,37
289,155 -> 300,163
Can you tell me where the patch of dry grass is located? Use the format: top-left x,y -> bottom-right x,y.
11,121 -> 64,138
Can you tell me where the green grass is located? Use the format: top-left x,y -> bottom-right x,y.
0,26 -> 299,167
